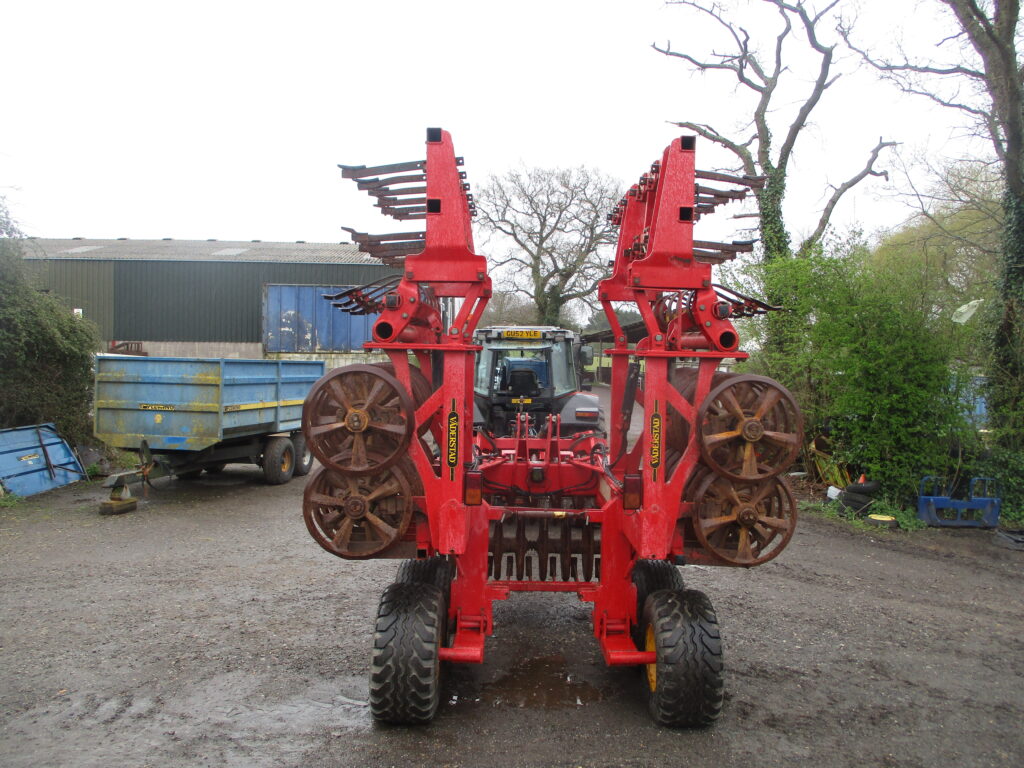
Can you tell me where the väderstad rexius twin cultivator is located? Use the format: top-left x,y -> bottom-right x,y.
300,129 -> 803,727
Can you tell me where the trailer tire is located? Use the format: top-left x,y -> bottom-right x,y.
176,469 -> 202,480
290,435 -> 314,476
631,560 -> 684,647
369,582 -> 445,725
641,588 -> 724,728
396,557 -> 453,594
262,436 -> 295,485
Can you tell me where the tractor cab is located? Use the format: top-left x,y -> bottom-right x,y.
472,326 -> 602,437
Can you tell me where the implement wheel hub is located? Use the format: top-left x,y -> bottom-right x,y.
344,408 -> 370,433
740,419 -> 764,442
736,504 -> 759,527
343,495 -> 369,520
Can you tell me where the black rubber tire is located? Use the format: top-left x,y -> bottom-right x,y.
641,589 -> 725,728
845,480 -> 881,496
290,434 -> 314,477
176,469 -> 202,480
838,489 -> 874,514
631,560 -> 685,647
262,436 -> 295,485
396,557 -> 453,593
369,582 -> 445,725
204,463 -> 226,474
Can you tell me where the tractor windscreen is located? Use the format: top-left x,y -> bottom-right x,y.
475,340 -> 577,397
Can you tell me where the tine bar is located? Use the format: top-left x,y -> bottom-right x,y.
692,240 -> 755,253
695,169 -> 766,189
338,159 -> 425,179
341,226 -> 425,243
356,174 -> 426,190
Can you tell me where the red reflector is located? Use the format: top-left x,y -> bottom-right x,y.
464,470 -> 483,506
623,473 -> 642,510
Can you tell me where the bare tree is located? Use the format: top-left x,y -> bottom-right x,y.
655,0 -> 897,261
842,0 -> 1024,445
475,167 -> 621,326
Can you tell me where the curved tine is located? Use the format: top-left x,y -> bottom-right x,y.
332,517 -> 354,549
365,479 -> 401,502
364,511 -> 398,541
704,428 -> 742,448
754,387 -> 783,420
719,388 -> 747,421
750,477 -> 776,506
368,420 -> 408,437
741,442 -> 758,477
736,527 -> 754,563
700,512 -> 739,534
364,376 -> 390,409
348,432 -> 369,471
309,493 -> 343,508
756,514 -> 791,533
327,377 -> 352,411
344,474 -> 362,496
320,510 -> 342,529
308,421 -> 347,437
762,430 -> 800,448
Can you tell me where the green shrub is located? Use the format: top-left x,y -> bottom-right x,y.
1,206 -> 100,445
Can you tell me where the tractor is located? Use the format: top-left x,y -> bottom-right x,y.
299,129 -> 803,727
472,325 -> 603,438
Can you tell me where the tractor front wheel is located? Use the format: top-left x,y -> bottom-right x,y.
369,582 -> 445,725
641,588 -> 724,728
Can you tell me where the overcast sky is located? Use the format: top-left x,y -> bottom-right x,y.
1,0 -> 975,248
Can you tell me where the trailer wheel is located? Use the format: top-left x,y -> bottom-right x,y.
396,557 -> 453,594
631,560 -> 684,647
642,589 -> 724,728
262,436 -> 295,485
290,434 -> 314,476
369,582 -> 445,725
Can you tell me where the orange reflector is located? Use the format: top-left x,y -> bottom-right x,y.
575,409 -> 600,420
464,470 -> 483,506
623,473 -> 642,510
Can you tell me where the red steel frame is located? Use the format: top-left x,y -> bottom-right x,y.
367,130 -> 746,668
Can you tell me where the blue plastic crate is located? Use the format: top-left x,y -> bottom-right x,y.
917,476 -> 1001,528
0,423 -> 86,497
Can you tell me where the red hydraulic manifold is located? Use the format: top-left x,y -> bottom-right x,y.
300,129 -> 803,727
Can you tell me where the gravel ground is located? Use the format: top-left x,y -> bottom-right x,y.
1,466 -> 1022,768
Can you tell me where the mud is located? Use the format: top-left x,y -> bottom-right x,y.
1,465 -> 1022,768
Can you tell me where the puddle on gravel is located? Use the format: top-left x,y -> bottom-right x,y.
461,654 -> 604,709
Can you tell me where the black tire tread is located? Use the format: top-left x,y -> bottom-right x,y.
369,582 -> 444,725
643,588 -> 724,728
291,434 -> 314,477
396,557 -> 453,593
262,436 -> 295,485
632,560 -> 685,645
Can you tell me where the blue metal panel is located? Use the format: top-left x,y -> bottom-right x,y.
94,356 -> 325,451
0,424 -> 85,497
262,284 -> 374,352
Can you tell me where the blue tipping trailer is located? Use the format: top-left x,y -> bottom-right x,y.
95,355 -> 325,495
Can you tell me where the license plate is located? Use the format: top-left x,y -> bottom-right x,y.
502,329 -> 541,339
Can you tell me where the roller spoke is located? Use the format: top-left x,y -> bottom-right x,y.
754,388 -> 782,419
736,528 -> 754,563
705,429 -> 742,448
309,421 -> 346,437
332,517 -> 354,549
762,430 -> 799,448
757,515 -> 791,533
741,443 -> 757,478
700,513 -> 739,534
365,512 -> 398,541
366,480 -> 401,502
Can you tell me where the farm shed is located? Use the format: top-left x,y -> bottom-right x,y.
21,238 -> 396,359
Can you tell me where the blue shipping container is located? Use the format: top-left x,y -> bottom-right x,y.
0,423 -> 85,497
263,284 -> 375,353
94,356 -> 325,451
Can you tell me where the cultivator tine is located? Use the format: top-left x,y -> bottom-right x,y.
696,169 -> 766,189
338,160 -> 425,179
711,283 -> 783,317
341,227 -> 426,264
356,173 -> 427,190
691,239 -> 756,263
325,276 -> 401,315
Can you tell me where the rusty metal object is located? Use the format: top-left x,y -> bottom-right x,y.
690,472 -> 796,566
303,457 -> 420,559
302,364 -> 416,476
487,515 -> 601,582
696,374 -> 803,482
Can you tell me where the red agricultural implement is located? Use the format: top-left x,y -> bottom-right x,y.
301,129 -> 803,727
